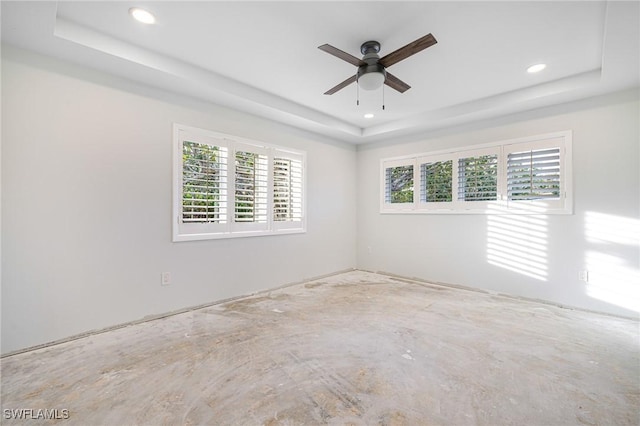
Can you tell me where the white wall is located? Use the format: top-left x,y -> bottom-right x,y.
2,46 -> 638,355
1,47 -> 357,354
357,90 -> 639,318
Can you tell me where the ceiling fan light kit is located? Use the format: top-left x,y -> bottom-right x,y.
358,65 -> 386,91
319,33 -> 438,101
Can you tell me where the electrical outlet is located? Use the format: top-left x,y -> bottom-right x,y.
161,272 -> 171,286
578,270 -> 589,282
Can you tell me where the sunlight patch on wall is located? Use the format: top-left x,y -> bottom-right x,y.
486,203 -> 549,281
585,212 -> 639,246
584,212 -> 640,313
585,251 -> 639,313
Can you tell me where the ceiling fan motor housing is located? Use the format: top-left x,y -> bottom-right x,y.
360,40 -> 381,55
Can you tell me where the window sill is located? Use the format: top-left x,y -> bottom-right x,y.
380,201 -> 573,215
173,227 -> 306,242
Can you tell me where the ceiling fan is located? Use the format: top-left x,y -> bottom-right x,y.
318,33 -> 437,95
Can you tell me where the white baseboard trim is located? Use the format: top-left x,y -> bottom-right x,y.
1,268 -> 357,358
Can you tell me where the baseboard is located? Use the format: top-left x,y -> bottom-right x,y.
1,268 -> 357,358
368,269 -> 639,322
5,266 -> 633,358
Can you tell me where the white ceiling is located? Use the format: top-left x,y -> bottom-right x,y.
2,1 -> 639,144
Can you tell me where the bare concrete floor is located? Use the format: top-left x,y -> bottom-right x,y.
1,271 -> 639,425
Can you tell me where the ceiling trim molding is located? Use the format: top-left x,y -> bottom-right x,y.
53,16 -> 364,141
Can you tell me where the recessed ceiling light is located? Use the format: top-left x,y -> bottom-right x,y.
527,63 -> 546,74
364,113 -> 375,119
129,7 -> 156,25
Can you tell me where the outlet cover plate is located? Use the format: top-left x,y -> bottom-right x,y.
161,272 -> 171,286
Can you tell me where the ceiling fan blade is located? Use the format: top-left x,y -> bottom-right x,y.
318,44 -> 365,67
384,72 -> 411,93
324,75 -> 357,95
379,33 -> 437,68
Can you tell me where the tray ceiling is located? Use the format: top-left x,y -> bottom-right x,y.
2,1 -> 638,144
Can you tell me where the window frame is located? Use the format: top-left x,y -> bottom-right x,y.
380,131 -> 572,215
173,124 -> 306,241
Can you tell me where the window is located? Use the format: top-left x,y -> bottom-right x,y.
386,164 -> 414,203
182,140 -> 228,224
382,159 -> 416,211
503,136 -> 568,212
506,149 -> 560,200
272,151 -> 304,230
234,145 -> 269,231
421,158 -> 452,203
458,154 -> 498,202
174,124 -> 306,241
380,131 -> 572,214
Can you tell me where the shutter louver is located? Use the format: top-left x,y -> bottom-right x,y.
421,160 -> 452,202
273,157 -> 303,222
235,150 -> 268,223
458,154 -> 498,201
507,148 -> 561,200
182,141 -> 227,223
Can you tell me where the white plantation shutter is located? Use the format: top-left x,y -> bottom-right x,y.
182,141 -> 228,223
175,128 -> 229,240
420,160 -> 452,203
458,154 -> 498,202
234,148 -> 268,227
385,164 -> 414,204
173,124 -> 306,241
503,136 -> 569,212
380,131 -> 571,214
273,150 -> 304,230
381,158 -> 417,211
414,153 -> 452,210
507,148 -> 561,200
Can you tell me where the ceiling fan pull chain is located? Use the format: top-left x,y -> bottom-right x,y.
356,72 -> 360,106
382,83 -> 385,110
